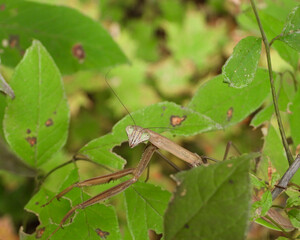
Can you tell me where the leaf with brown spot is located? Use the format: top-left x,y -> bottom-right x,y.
189,69 -> 271,128
9,35 -> 19,48
25,136 -> 37,147
0,4 -> 5,11
45,118 -> 53,127
95,228 -> 110,239
80,102 -> 221,170
0,1 -> 128,74
35,227 -> 45,238
24,168 -> 122,239
4,40 -> 69,168
227,107 -> 233,121
170,115 -> 186,127
72,43 -> 85,62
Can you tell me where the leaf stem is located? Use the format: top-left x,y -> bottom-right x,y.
250,0 -> 293,165
269,33 -> 283,47
270,29 -> 300,47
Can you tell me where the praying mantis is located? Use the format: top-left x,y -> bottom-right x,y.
42,81 -> 207,239
43,125 -> 205,239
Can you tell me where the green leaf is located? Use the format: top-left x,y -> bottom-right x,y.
259,10 -> 299,69
250,173 -> 267,189
3,40 -> 69,168
237,3 -> 299,69
24,168 -> 122,240
254,218 -> 282,231
164,154 -> 254,240
260,191 -> 273,216
188,69 -> 270,128
0,0 -> 128,74
0,94 -> 5,137
0,70 -> 14,99
261,124 -> 288,179
260,8 -> 299,69
289,87 -> 300,147
287,209 -> 300,228
286,195 -> 300,208
79,102 -> 221,170
262,124 -> 300,185
251,104 -> 274,127
278,6 -> 300,52
262,0 -> 298,22
222,36 -> 262,88
251,80 -> 289,127
124,182 -> 171,240
272,41 -> 299,70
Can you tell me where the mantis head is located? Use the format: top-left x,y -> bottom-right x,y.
126,125 -> 150,148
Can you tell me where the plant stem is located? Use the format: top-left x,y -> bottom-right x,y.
250,0 -> 293,165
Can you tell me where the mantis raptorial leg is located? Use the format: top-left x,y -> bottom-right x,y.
45,144 -> 157,239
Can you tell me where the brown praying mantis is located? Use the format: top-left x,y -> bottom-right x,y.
42,81 -> 207,239
43,126 -> 205,239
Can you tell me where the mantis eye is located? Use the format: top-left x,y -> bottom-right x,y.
126,126 -> 134,136
140,132 -> 150,143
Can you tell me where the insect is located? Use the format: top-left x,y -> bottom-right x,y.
42,80 -> 206,239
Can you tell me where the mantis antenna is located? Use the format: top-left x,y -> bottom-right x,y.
104,71 -> 137,126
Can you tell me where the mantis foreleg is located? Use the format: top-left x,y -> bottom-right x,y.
46,144 -> 158,239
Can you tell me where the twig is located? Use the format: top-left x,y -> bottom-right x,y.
250,0 -> 294,165
272,154 -> 300,200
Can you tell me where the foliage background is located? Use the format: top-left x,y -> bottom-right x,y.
0,0 -> 299,240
